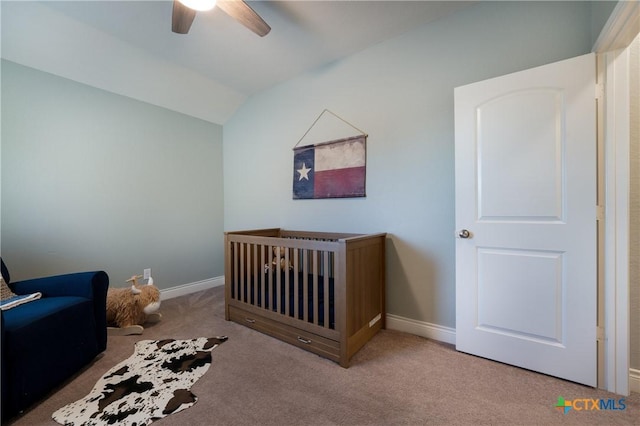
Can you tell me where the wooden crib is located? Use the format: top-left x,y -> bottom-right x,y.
224,228 -> 386,367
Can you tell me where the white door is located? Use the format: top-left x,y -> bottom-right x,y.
454,53 -> 597,387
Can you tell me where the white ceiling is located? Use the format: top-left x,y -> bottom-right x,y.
1,1 -> 475,124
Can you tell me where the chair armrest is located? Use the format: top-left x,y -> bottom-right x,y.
10,271 -> 108,300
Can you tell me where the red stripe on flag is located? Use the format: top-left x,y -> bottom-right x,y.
314,166 -> 365,198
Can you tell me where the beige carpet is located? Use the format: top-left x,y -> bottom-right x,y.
7,285 -> 640,425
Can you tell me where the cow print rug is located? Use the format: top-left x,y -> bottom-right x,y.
52,336 -> 227,426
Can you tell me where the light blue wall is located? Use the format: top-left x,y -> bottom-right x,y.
1,60 -> 224,289
223,1 -> 595,328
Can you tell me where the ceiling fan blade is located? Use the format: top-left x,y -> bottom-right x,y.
217,0 -> 271,37
172,0 -> 197,34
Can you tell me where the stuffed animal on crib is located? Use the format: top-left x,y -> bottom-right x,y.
106,275 -> 162,335
265,246 -> 293,273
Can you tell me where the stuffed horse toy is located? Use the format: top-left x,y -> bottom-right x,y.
106,275 -> 162,335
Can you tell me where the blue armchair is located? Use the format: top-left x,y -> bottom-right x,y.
0,258 -> 109,421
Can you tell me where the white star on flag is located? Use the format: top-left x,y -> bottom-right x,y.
297,163 -> 311,181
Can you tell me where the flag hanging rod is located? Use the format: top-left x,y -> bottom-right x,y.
293,109 -> 368,149
294,134 -> 366,151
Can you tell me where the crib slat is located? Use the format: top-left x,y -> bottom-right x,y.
303,249 -> 308,322
313,250 -> 318,326
245,242 -> 249,303
276,246 -> 282,314
234,242 -> 240,301
260,244 -> 266,309
324,251 -> 330,328
229,242 -> 238,299
268,245 -> 273,310
233,242 -> 239,301
251,243 -> 256,304
284,247 -> 290,316
253,243 -> 258,305
239,242 -> 245,303
293,249 -> 299,319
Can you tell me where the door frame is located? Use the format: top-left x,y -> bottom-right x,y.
594,0 -> 639,396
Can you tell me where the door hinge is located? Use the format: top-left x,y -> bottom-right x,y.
596,205 -> 605,221
597,326 -> 605,342
595,83 -> 604,100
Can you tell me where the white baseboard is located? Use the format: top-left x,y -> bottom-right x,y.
630,368 -> 640,393
160,276 -> 224,301
386,313 -> 456,345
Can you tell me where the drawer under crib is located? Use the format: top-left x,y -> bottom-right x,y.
228,304 -> 341,363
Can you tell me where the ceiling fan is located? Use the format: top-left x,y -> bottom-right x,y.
172,0 -> 271,37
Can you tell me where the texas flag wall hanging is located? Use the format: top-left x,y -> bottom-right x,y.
293,135 -> 366,199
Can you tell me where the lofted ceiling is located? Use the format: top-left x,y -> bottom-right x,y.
1,1 -> 475,124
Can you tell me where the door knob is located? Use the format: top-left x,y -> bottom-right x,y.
458,229 -> 471,239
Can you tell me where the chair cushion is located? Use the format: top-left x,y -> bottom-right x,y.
2,296 -> 94,353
